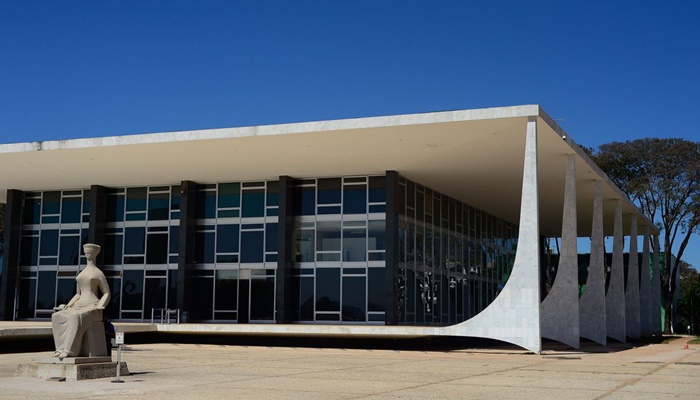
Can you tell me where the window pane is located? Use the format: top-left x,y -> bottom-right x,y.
124,227 -> 146,255
106,277 -> 121,319
104,234 -> 123,265
266,181 -> 279,207
59,235 -> 80,265
317,221 -> 341,252
316,268 -> 340,312
146,233 -> 168,264
216,224 -> 240,254
242,189 -> 265,218
318,178 -> 341,204
218,183 -> 241,209
40,229 -> 59,257
168,270 -> 178,309
299,276 -> 314,321
42,191 -> 61,215
126,187 -> 147,212
22,197 -> 41,224
169,226 -> 180,255
20,236 -> 39,266
17,279 -> 36,319
265,223 -> 278,253
343,227 -> 366,262
294,228 -> 314,262
148,192 -> 169,220
343,185 -> 366,214
37,271 -> 57,310
192,277 -> 213,320
215,270 -> 238,310
294,186 -> 315,216
61,196 -> 82,223
144,277 -> 167,313
369,176 -> 386,203
368,220 -> 385,251
196,190 -> 216,219
56,278 -> 76,306
342,276 -> 366,321
106,194 -> 125,222
241,231 -> 264,263
250,277 -> 275,320
195,232 -> 215,264
121,270 -> 144,311
368,268 -> 385,312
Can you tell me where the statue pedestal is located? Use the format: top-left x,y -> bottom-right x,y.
16,357 -> 129,381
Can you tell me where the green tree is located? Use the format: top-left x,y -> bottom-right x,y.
591,138 -> 700,334
678,260 -> 700,335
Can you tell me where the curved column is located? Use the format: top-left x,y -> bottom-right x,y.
579,180 -> 606,345
651,235 -> 662,334
442,116 -> 541,354
541,154 -> 580,349
606,199 -> 626,342
639,226 -> 652,336
626,216 -> 641,338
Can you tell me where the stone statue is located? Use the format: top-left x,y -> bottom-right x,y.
52,243 -> 110,359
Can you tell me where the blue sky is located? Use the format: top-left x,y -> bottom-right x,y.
1,1 -> 699,266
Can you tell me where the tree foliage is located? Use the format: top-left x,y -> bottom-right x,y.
678,260 -> 700,334
591,138 -> 700,333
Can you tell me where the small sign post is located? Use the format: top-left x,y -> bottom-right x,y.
111,332 -> 125,383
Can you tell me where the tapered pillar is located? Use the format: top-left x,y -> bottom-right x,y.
275,176 -> 295,323
541,154 -> 580,349
88,185 -> 108,266
579,180 -> 606,345
444,116 -> 542,354
626,216 -> 641,338
0,190 -> 23,320
384,171 -> 400,325
639,226 -> 652,336
177,180 -> 197,321
606,199 -> 626,342
651,235 -> 662,334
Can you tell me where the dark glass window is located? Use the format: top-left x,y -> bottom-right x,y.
126,187 -> 147,212
148,192 -> 169,220
168,270 -> 178,309
56,278 -> 76,306
242,189 -> 265,218
36,271 -> 57,310
17,279 -> 36,319
218,183 -> 241,209
368,268 -> 385,312
195,232 -> 215,264
294,186 -> 315,215
317,221 -> 341,252
124,227 -> 146,255
343,185 -> 367,214
316,268 -> 340,312
265,223 -> 278,253
266,181 -> 279,207
42,191 -> 61,215
343,226 -> 366,262
241,231 -> 264,263
59,235 -> 80,265
369,176 -> 386,203
169,226 -> 180,255
368,220 -> 385,251
318,178 -> 341,204
143,277 -> 167,313
105,277 -> 121,319
192,277 -> 213,320
215,270 -> 238,310
106,193 -> 125,222
299,276 -> 314,321
60,196 -> 82,224
146,233 -> 168,264
170,185 -> 181,211
104,234 -> 123,265
19,236 -> 39,266
342,276 -> 366,321
121,270 -> 144,310
196,190 -> 216,219
40,229 -> 59,257
250,277 -> 275,320
82,190 -> 91,215
294,228 -> 314,262
216,224 -> 240,254
22,197 -> 41,224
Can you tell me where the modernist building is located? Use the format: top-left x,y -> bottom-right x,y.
0,105 -> 661,353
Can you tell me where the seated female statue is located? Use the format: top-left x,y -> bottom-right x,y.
52,243 -> 110,359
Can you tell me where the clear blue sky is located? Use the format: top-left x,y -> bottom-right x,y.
1,1 -> 699,266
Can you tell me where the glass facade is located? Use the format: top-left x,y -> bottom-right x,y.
13,174 -> 516,327
396,177 -> 518,325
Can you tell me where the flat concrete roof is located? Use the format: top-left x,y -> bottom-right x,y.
0,105 -> 656,236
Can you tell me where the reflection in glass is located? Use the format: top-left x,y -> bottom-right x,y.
40,230 -> 59,257
316,268 -> 340,312
250,277 -> 275,320
342,276 -> 366,321
241,231 -> 264,263
343,184 -> 366,214
215,270 -> 238,311
121,270 -> 144,311
242,189 -> 265,218
343,226 -> 366,262
36,271 -> 56,310
59,235 -> 80,265
61,196 -> 82,223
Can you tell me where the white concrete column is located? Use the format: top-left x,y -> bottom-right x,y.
541,154 -> 580,349
640,226 -> 652,336
606,199 -> 626,342
579,180 -> 606,345
626,216 -> 641,338
444,116 -> 542,354
651,235 -> 662,334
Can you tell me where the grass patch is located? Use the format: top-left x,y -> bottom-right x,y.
688,337 -> 700,344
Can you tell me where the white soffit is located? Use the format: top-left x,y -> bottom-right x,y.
0,105 -> 656,236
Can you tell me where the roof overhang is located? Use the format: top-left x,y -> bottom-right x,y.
0,104 -> 657,236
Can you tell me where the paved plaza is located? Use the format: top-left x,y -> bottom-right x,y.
0,337 -> 698,399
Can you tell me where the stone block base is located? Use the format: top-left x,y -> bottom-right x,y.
16,359 -> 129,381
